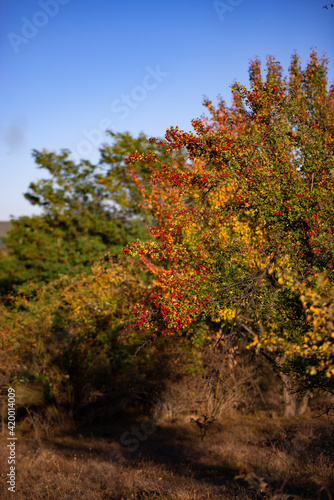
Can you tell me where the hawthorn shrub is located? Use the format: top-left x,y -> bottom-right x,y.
123,50 -> 334,397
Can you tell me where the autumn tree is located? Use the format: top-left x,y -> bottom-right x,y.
123,50 -> 334,406
0,131 -> 173,295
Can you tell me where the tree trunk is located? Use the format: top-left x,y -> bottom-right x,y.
281,373 -> 309,417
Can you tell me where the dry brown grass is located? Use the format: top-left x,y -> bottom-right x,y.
1,412 -> 333,500
1,341 -> 333,499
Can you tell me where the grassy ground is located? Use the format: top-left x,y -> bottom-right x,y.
1,411 -> 333,499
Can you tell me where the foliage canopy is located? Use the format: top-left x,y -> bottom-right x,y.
0,132 -> 173,294
124,50 -> 334,391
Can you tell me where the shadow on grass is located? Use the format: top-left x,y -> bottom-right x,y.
42,416 -> 333,499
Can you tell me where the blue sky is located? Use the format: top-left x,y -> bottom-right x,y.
0,0 -> 333,219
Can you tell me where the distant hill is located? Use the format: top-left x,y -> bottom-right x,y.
0,221 -> 12,247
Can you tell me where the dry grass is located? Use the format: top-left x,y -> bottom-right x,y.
1,343 -> 333,498
1,412 -> 333,499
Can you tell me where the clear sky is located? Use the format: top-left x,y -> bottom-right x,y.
0,0 -> 333,220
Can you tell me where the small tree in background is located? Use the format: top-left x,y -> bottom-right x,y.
0,132 -> 174,295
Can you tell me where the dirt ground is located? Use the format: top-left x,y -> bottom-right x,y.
1,412 -> 333,499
